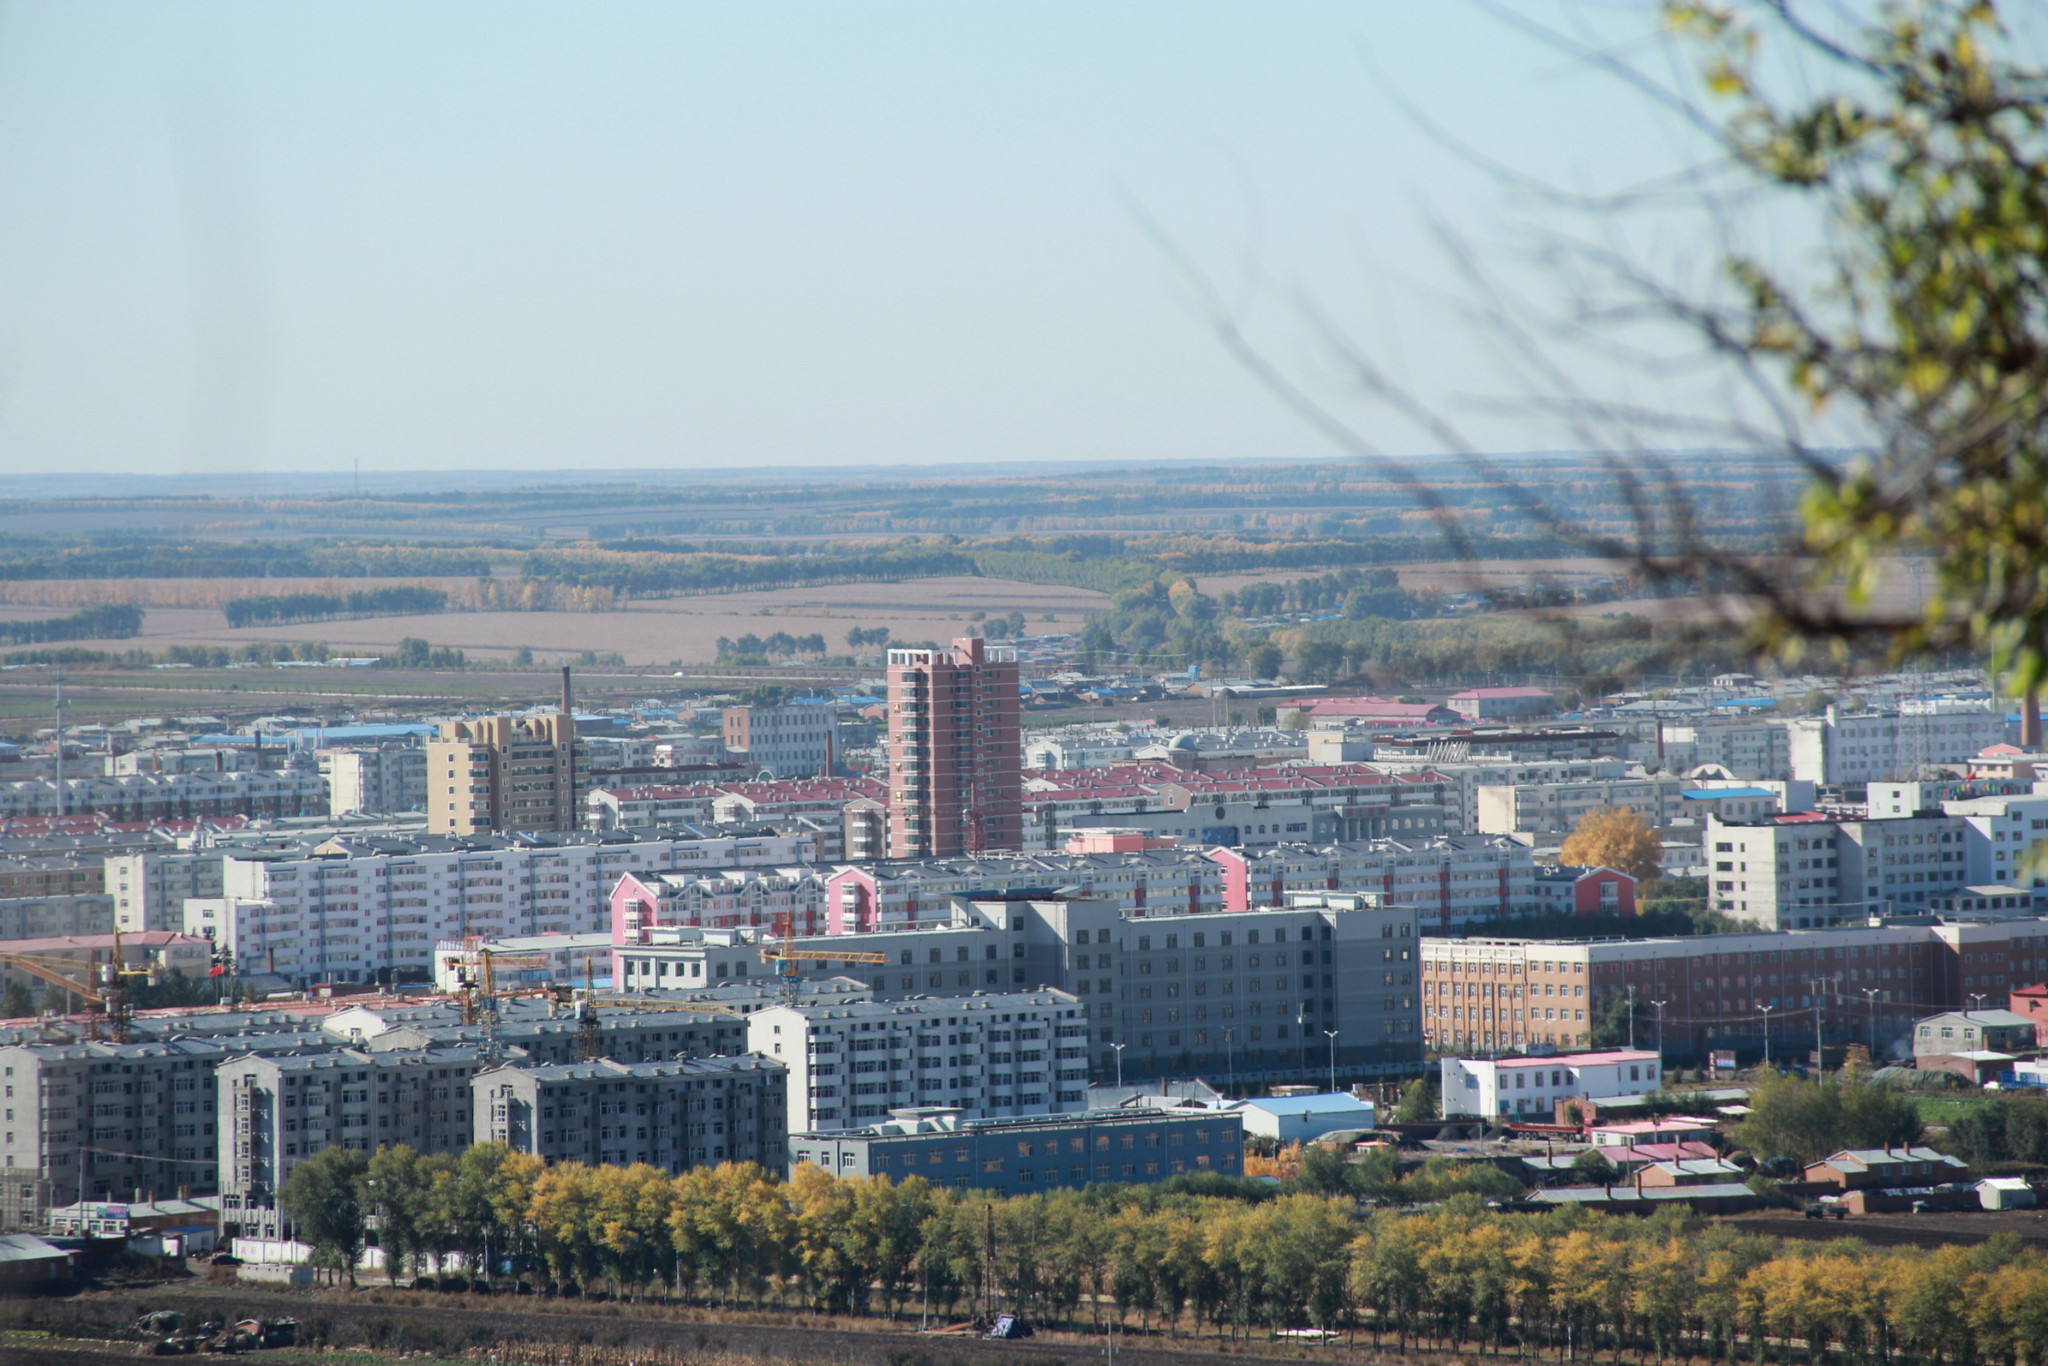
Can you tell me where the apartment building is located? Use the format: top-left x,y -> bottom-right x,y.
1422,918 -> 2048,1057
1104,891 -> 1422,1087
1707,812 -> 1970,929
0,892 -> 112,940
218,1046 -> 487,1240
825,851 -> 1230,934
887,637 -> 1023,858
0,860 -> 103,900
0,1038 -> 230,1229
607,868 -> 826,944
1021,764 -> 1450,851
1656,719 -> 1793,781
320,746 -> 428,816
747,990 -> 1088,1132
1370,758 -> 1627,833
1942,793 -> 2048,889
1212,836 -> 1538,933
212,829 -> 809,984
106,851 -> 224,933
427,711 -> 579,836
473,1054 -> 787,1171
791,1105 -> 1243,1194
1476,774 -> 1696,836
0,771 -> 328,822
724,703 -> 836,779
1787,700 -> 2009,786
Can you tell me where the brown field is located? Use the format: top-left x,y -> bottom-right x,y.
0,576 -> 1108,666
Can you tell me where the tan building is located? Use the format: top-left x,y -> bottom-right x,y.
427,712 -> 578,835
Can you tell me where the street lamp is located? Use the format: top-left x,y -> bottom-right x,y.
1651,1000 -> 1668,1062
1627,985 -> 1637,1050
1759,1004 -> 1774,1069
1222,1028 -> 1236,1094
1111,1042 -> 1125,1090
1969,993 -> 1988,1014
1324,1029 -> 1339,1094
1862,989 -> 1880,1058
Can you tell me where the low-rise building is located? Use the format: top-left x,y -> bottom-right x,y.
473,1055 -> 786,1172
788,1104 -> 1243,1194
1804,1146 -> 1970,1190
1439,1049 -> 1662,1120
1235,1091 -> 1375,1144
1912,1009 -> 2039,1058
1531,865 -> 1636,919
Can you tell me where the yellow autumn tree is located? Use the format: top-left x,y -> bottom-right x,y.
1559,806 -> 1662,882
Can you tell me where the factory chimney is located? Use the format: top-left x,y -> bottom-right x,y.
561,665 -> 573,716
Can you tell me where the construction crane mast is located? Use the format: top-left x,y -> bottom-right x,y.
0,926 -> 156,1042
759,912 -> 886,1004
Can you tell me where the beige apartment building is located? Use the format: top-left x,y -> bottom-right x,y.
427,714 -> 578,835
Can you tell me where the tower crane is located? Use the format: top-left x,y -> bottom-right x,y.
0,926 -> 157,1042
759,912 -> 886,1004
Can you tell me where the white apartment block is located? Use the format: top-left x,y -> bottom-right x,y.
1654,720 -> 1792,781
319,746 -> 428,815
1217,836 -> 1538,932
1945,793 -> 2048,890
1707,813 -> 1970,929
724,703 -> 837,779
1440,1049 -> 1662,1119
213,830 -> 818,985
1374,759 -> 1627,834
1788,700 -> 2009,786
747,990 -> 1089,1132
1475,774 -> 1694,836
106,851 -> 225,933
0,771 -> 328,822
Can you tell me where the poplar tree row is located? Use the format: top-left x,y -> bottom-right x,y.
282,1141 -> 2048,1361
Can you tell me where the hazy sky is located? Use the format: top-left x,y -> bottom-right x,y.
0,2 -> 1723,477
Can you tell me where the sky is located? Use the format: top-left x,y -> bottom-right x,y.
0,1 -> 1735,478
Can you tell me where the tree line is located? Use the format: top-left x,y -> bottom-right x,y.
223,586 -> 447,628
278,1138 -> 2048,1363
0,603 -> 141,645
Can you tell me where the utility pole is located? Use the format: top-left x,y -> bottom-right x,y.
52,675 -> 64,818
1812,977 -> 1827,1071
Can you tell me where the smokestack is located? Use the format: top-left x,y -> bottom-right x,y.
561,665 -> 573,716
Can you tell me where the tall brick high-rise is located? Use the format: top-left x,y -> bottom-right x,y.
887,637 -> 1021,858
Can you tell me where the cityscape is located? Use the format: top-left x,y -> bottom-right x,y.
1,3 -> 2046,1365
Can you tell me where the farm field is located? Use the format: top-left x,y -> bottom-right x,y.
0,577 -> 1109,667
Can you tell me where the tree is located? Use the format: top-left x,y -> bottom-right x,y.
280,1145 -> 370,1286
365,1144 -> 434,1283
395,637 -> 431,669
1733,1069 -> 1924,1165
1559,806 -> 1663,882
1570,1149 -> 1618,1186
1246,643 -> 1282,679
0,980 -> 36,1019
1393,1073 -> 1439,1123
